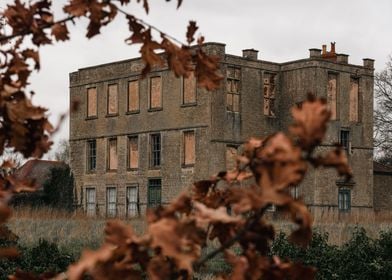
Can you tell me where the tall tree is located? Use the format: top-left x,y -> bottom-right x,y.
374,56 -> 392,164
54,139 -> 70,164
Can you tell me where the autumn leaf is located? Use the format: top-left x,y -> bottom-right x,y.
290,94 -> 331,151
186,21 -> 198,44
51,22 -> 70,41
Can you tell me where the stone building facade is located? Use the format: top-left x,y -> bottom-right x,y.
69,42 -> 376,217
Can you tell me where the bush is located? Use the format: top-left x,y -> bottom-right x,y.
0,239 -> 74,279
271,227 -> 392,280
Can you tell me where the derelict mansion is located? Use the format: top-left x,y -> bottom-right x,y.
69,42 -> 377,217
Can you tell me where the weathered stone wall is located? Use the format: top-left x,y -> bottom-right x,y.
70,42 -> 376,217
374,172 -> 392,211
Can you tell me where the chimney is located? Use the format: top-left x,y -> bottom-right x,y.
330,42 -> 336,54
363,58 -> 375,69
309,48 -> 321,58
322,44 -> 327,55
242,49 -> 258,60
337,53 -> 349,64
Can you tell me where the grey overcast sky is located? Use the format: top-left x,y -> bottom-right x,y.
2,0 -> 392,156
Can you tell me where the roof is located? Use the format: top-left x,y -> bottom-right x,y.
14,159 -> 68,190
373,161 -> 392,174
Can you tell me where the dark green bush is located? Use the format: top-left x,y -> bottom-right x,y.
271,227 -> 392,280
0,239 -> 74,279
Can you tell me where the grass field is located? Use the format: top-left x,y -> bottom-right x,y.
7,206 -> 392,258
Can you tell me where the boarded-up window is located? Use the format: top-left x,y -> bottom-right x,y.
183,71 -> 196,104
128,80 -> 139,112
86,187 -> 96,216
263,73 -> 276,117
107,84 -> 118,115
108,138 -> 118,170
226,67 -> 241,112
225,146 -> 237,170
349,78 -> 359,122
87,87 -> 97,117
106,187 -> 117,217
150,77 -> 162,109
327,74 -> 338,120
128,136 -> 138,169
126,186 -> 139,218
183,131 -> 195,165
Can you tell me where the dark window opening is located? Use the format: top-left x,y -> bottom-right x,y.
148,179 -> 162,208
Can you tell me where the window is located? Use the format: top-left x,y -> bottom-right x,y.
150,76 -> 162,109
128,80 -> 139,112
338,189 -> 351,211
263,73 -> 276,117
340,130 -> 350,151
87,87 -> 97,118
87,140 -> 96,172
108,138 -> 118,170
225,146 -> 238,170
150,134 -> 161,167
107,84 -> 118,115
349,78 -> 359,122
290,185 -> 299,199
106,186 -> 117,217
128,136 -> 139,169
183,71 -> 196,104
126,185 -> 139,218
226,67 -> 241,112
327,73 -> 338,120
86,187 -> 96,216
183,131 -> 195,166
148,179 -> 162,208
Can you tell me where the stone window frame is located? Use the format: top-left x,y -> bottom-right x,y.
127,79 -> 140,114
106,83 -> 119,117
107,137 -> 118,171
86,139 -> 97,173
327,71 -> 339,121
338,188 -> 351,212
126,184 -> 139,218
85,186 -> 96,217
181,71 -> 197,107
147,178 -> 162,209
106,185 -> 117,217
86,87 -> 98,120
339,128 -> 351,153
263,72 -> 277,117
226,66 -> 241,113
290,185 -> 300,199
349,76 -> 360,123
127,135 -> 139,171
182,130 -> 196,167
148,75 -> 163,111
149,133 -> 161,169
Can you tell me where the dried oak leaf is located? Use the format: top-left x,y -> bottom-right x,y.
66,244 -> 114,280
186,21 -> 198,45
223,250 -> 249,280
147,254 -> 174,280
315,147 -> 352,178
193,201 -> 241,228
257,133 -> 307,191
286,200 -> 313,247
51,22 -> 70,41
149,218 -> 202,274
161,38 -> 193,77
193,47 -> 222,90
290,94 -> 331,151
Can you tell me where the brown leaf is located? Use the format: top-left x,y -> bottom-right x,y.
315,147 -> 353,178
193,201 -> 241,228
186,21 -> 198,45
51,22 -> 70,41
290,94 -> 331,151
149,218 -> 202,274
